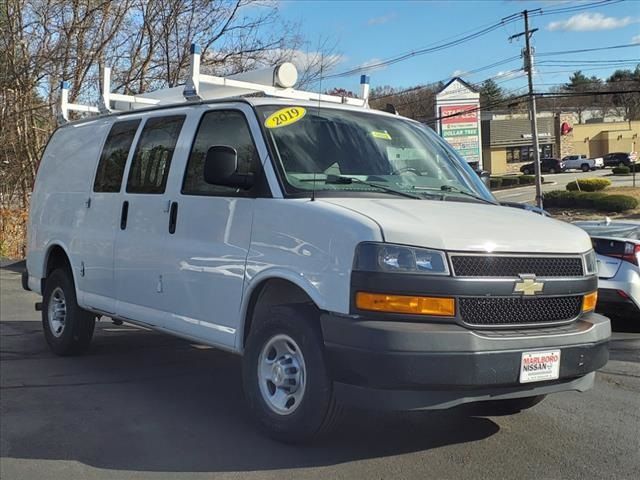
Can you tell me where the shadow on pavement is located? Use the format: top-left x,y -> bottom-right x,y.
1,320 -> 500,473
0,259 -> 25,273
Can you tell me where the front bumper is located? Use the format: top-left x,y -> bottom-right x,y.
321,312 -> 610,410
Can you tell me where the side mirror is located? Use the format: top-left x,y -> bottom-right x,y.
475,169 -> 490,188
203,145 -> 254,189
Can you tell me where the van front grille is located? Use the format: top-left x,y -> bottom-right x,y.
451,255 -> 584,278
459,296 -> 582,326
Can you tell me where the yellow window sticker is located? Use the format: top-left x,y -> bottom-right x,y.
264,107 -> 306,129
371,130 -> 392,140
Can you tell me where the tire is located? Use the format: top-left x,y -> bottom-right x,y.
581,164 -> 590,172
242,304 -> 341,443
468,395 -> 546,416
42,268 -> 95,356
522,168 -> 531,175
548,168 -> 556,174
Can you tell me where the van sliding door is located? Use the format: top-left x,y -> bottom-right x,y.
113,114 -> 186,326
77,119 -> 140,314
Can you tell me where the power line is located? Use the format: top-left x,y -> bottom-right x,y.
536,43 -> 640,57
531,0 -> 624,16
537,58 -> 639,64
369,57 -> 522,102
536,90 -> 640,97
326,0 -> 624,80
535,65 -> 640,75
325,19 -> 517,79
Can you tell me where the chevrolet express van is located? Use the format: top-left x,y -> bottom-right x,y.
24,63 -> 610,442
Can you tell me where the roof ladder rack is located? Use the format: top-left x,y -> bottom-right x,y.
58,43 -> 370,124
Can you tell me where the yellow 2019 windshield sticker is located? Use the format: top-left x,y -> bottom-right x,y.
371,130 -> 392,140
264,107 -> 306,129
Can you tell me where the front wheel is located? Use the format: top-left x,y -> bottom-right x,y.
242,305 -> 341,443
548,167 -> 556,174
522,168 -> 531,175
42,268 -> 95,355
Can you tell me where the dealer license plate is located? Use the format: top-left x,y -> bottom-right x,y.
519,350 -> 561,383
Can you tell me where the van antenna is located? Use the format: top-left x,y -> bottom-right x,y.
311,55 -> 324,202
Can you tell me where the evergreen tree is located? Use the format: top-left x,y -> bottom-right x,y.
480,79 -> 503,107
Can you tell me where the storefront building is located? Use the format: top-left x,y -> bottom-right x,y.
482,111 -> 640,175
481,115 -> 556,175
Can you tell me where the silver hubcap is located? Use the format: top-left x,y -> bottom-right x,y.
258,334 -> 306,415
48,287 -> 67,338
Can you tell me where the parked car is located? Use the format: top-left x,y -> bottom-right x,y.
520,158 -> 566,175
562,154 -> 603,171
603,152 -> 632,168
23,59 -> 611,442
574,220 -> 640,319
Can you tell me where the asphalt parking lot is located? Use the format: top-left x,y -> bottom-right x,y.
493,168 -> 638,204
1,262 -> 639,480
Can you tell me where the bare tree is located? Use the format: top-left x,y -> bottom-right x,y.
0,0 -> 339,257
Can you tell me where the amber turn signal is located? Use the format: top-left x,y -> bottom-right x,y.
582,291 -> 598,312
355,292 -> 455,316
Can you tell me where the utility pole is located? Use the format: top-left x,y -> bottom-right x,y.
509,9 -> 543,209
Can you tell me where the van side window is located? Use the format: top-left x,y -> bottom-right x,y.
182,110 -> 259,195
93,120 -> 141,192
126,115 -> 186,194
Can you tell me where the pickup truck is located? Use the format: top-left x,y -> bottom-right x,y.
562,154 -> 604,172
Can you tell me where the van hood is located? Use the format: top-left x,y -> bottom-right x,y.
320,198 -> 592,254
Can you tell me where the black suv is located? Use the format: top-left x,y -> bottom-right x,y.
520,158 -> 565,175
603,152 -> 631,167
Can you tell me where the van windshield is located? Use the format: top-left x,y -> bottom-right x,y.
257,105 -> 495,203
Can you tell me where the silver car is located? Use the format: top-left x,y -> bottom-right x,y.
574,220 -> 640,319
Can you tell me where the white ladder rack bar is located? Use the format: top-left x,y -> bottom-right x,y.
58,43 -> 371,124
101,67 -> 160,114
58,82 -> 100,123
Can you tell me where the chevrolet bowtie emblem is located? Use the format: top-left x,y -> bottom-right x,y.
514,275 -> 544,296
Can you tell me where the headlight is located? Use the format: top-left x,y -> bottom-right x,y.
583,250 -> 597,275
353,242 -> 449,275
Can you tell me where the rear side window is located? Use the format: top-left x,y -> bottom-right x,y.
182,110 -> 259,196
126,115 -> 185,194
93,120 -> 140,192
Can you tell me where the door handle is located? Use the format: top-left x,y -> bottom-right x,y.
168,201 -> 178,234
120,201 -> 129,230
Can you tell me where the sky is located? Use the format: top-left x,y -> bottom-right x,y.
275,0 -> 640,94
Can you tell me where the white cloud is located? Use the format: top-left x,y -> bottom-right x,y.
367,12 -> 397,26
356,58 -> 387,73
633,34 -> 640,44
547,12 -> 635,31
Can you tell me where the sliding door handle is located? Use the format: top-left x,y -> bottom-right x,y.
120,201 -> 129,230
168,201 -> 178,234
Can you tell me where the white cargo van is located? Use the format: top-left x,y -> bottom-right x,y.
24,53 -> 610,442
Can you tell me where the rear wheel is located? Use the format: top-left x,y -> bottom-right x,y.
581,163 -> 590,172
548,167 -> 556,174
242,305 -> 341,443
522,168 -> 531,175
42,268 -> 95,355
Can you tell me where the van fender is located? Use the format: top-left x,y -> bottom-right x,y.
41,241 -> 83,301
236,267 -> 328,352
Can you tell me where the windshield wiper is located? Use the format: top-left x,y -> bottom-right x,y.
301,175 -> 422,199
439,185 -> 497,204
411,185 -> 496,204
